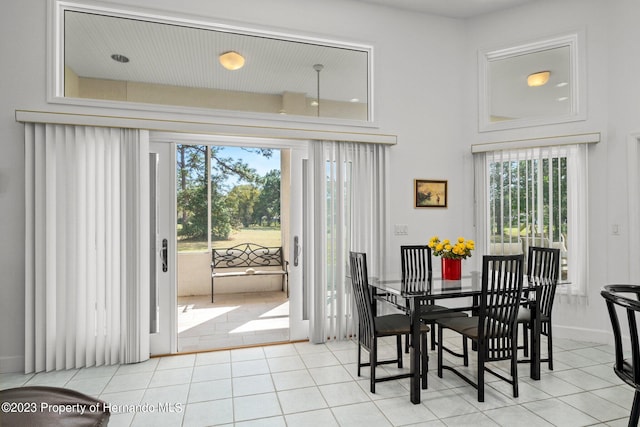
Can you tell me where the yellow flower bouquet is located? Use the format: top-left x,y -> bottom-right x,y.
428,236 -> 475,260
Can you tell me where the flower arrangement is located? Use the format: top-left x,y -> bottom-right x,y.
428,236 -> 475,260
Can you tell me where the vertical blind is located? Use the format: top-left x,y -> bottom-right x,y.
24,123 -> 150,373
474,144 -> 588,297
306,141 -> 389,343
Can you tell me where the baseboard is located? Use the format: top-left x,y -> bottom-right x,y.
554,324 -> 614,346
0,356 -> 24,374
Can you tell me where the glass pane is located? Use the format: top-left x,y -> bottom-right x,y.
487,150 -> 569,279
64,10 -> 369,121
488,46 -> 571,122
176,145 -> 281,252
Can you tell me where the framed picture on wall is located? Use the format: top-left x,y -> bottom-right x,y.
414,179 -> 447,208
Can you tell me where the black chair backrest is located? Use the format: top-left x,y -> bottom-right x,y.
601,284 -> 640,389
527,246 -> 560,318
480,254 -> 524,360
527,246 -> 560,283
350,251 -> 375,351
401,245 -> 432,293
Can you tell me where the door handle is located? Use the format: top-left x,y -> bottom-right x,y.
294,235 -> 300,267
161,238 -> 168,272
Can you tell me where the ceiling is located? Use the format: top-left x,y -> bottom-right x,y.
354,0 -> 538,19
64,11 -> 369,105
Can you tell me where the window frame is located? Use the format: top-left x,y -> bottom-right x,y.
48,0 -> 376,127
473,134 -> 597,296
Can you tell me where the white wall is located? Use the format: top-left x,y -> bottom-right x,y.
0,0 -> 464,372
3,0 -> 633,372
464,0 -> 640,343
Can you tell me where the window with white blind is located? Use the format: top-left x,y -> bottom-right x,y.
475,144 -> 588,296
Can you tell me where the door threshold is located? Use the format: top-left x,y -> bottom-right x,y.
151,339 -> 309,358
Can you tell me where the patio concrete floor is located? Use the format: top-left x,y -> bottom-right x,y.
177,291 -> 290,352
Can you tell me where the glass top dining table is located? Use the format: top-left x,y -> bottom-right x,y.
367,273 -> 545,404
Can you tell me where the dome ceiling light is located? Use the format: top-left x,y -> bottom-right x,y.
219,51 -> 245,70
527,70 -> 550,87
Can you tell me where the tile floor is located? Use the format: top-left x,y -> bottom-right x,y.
0,333 -> 633,426
177,292 -> 290,352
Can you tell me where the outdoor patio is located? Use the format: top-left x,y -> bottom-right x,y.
177,291 -> 290,353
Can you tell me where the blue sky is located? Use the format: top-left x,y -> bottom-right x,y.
217,146 -> 280,185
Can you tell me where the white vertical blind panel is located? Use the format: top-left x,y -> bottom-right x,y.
307,141 -> 389,342
24,123 -> 150,373
24,124 -> 36,374
309,142 -> 327,343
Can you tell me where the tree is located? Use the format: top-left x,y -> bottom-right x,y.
489,156 -> 567,241
253,169 -> 281,226
176,144 -> 273,241
226,185 -> 260,228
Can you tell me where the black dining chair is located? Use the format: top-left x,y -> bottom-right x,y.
518,246 -> 560,369
601,284 -> 640,427
437,254 -> 524,402
401,245 -> 469,356
349,251 -> 429,393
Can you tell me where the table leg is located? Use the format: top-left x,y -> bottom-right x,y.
530,299 -> 541,380
409,298 -> 421,404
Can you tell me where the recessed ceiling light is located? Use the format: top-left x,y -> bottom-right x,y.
557,96 -> 569,102
350,98 -> 360,103
110,54 -> 129,63
219,51 -> 245,70
556,82 -> 568,87
310,100 -> 319,107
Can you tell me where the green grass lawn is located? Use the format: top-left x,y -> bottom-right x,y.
178,227 -> 282,252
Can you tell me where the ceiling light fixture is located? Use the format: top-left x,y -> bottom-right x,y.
219,51 -> 245,70
110,53 -> 129,63
556,82 -> 568,88
527,71 -> 550,87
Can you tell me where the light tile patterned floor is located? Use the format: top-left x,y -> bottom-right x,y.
1,334 -> 633,426
177,292 -> 290,352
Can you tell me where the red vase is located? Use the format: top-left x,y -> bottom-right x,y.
441,258 -> 462,280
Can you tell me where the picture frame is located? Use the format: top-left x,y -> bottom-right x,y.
414,179 -> 447,208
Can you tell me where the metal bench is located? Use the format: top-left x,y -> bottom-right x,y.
210,243 -> 289,302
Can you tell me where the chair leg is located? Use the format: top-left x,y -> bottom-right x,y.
463,337 -> 469,367
630,390 -> 640,427
422,332 -> 428,389
357,343 -> 362,377
437,326 -> 444,378
405,333 -> 410,353
547,325 -> 554,370
396,335 -> 403,369
431,326 -> 437,351
511,344 -> 519,398
522,323 -> 529,357
477,341 -> 485,403
371,341 -> 377,393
